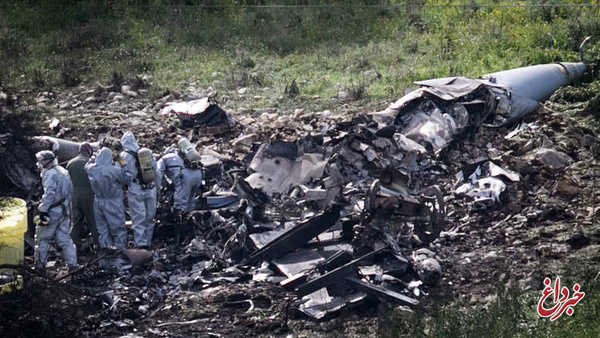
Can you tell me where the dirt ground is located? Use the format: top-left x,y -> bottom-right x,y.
1,78 -> 599,337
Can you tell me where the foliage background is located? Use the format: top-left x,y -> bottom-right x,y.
2,0 -> 600,111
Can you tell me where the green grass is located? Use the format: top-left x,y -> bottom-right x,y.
2,1 -> 600,112
378,264 -> 600,338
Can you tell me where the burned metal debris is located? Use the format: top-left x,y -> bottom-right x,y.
1,54 -> 596,333
161,97 -> 237,129
455,159 -> 520,211
168,58 -> 588,319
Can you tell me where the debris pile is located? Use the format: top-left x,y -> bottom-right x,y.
1,60 -> 600,335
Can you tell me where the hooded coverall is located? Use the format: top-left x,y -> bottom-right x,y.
85,147 -> 132,249
157,152 -> 203,212
36,164 -> 78,268
120,131 -> 160,248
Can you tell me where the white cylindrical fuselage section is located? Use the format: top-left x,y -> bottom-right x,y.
482,62 -> 586,102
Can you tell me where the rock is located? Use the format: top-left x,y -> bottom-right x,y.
534,148 -> 573,170
483,250 -> 499,261
565,231 -> 590,250
510,157 -> 534,174
232,133 -> 256,150
414,257 -> 442,286
522,139 -> 535,153
394,305 -> 415,316
541,135 -> 554,148
292,108 -> 310,120
337,91 -> 353,101
239,117 -> 255,125
552,181 -> 581,197
130,111 -> 148,117
48,118 -> 60,131
581,134 -> 597,148
519,276 -> 542,291
121,85 -> 138,97
363,69 -> 381,80
237,87 -> 248,95
255,108 -> 277,115
277,115 -> 290,124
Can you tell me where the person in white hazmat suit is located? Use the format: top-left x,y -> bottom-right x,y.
119,131 -> 161,248
157,140 -> 203,214
85,147 -> 132,250
34,150 -> 78,271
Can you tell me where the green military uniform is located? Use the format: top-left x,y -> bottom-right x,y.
67,153 -> 99,251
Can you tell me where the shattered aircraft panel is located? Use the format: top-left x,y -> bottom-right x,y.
375,60 -> 588,155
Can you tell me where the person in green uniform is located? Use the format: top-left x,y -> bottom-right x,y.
67,142 -> 99,252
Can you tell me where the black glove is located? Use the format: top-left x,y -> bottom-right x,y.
34,212 -> 50,226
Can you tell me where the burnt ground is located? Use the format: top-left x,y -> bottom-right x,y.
1,80 -> 600,337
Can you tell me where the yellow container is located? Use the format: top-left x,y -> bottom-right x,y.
0,197 -> 28,271
0,274 -> 23,294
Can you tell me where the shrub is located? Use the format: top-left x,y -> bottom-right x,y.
0,28 -> 28,59
60,59 -> 86,87
284,78 -> 299,97
30,68 -> 48,89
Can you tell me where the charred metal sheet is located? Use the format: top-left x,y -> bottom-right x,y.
364,178 -> 445,244
249,205 -> 342,262
246,142 -> 328,194
345,277 -> 418,306
281,273 -> 309,289
379,168 -> 410,197
205,195 -> 238,209
373,60 -> 587,156
263,139 -> 298,160
317,249 -> 353,273
455,160 -> 520,210
296,247 -> 385,297
234,176 -> 270,207
272,248 -> 326,278
413,76 -> 487,99
249,229 -> 286,250
298,288 -> 367,320
278,247 -> 352,289
161,97 -> 237,128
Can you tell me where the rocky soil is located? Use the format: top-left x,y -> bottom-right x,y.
1,77 -> 599,337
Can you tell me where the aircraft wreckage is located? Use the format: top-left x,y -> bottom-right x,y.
0,39 -> 593,319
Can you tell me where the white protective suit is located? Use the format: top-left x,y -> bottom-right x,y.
36,152 -> 78,268
85,147 -> 132,249
157,152 -> 203,212
120,131 -> 160,248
